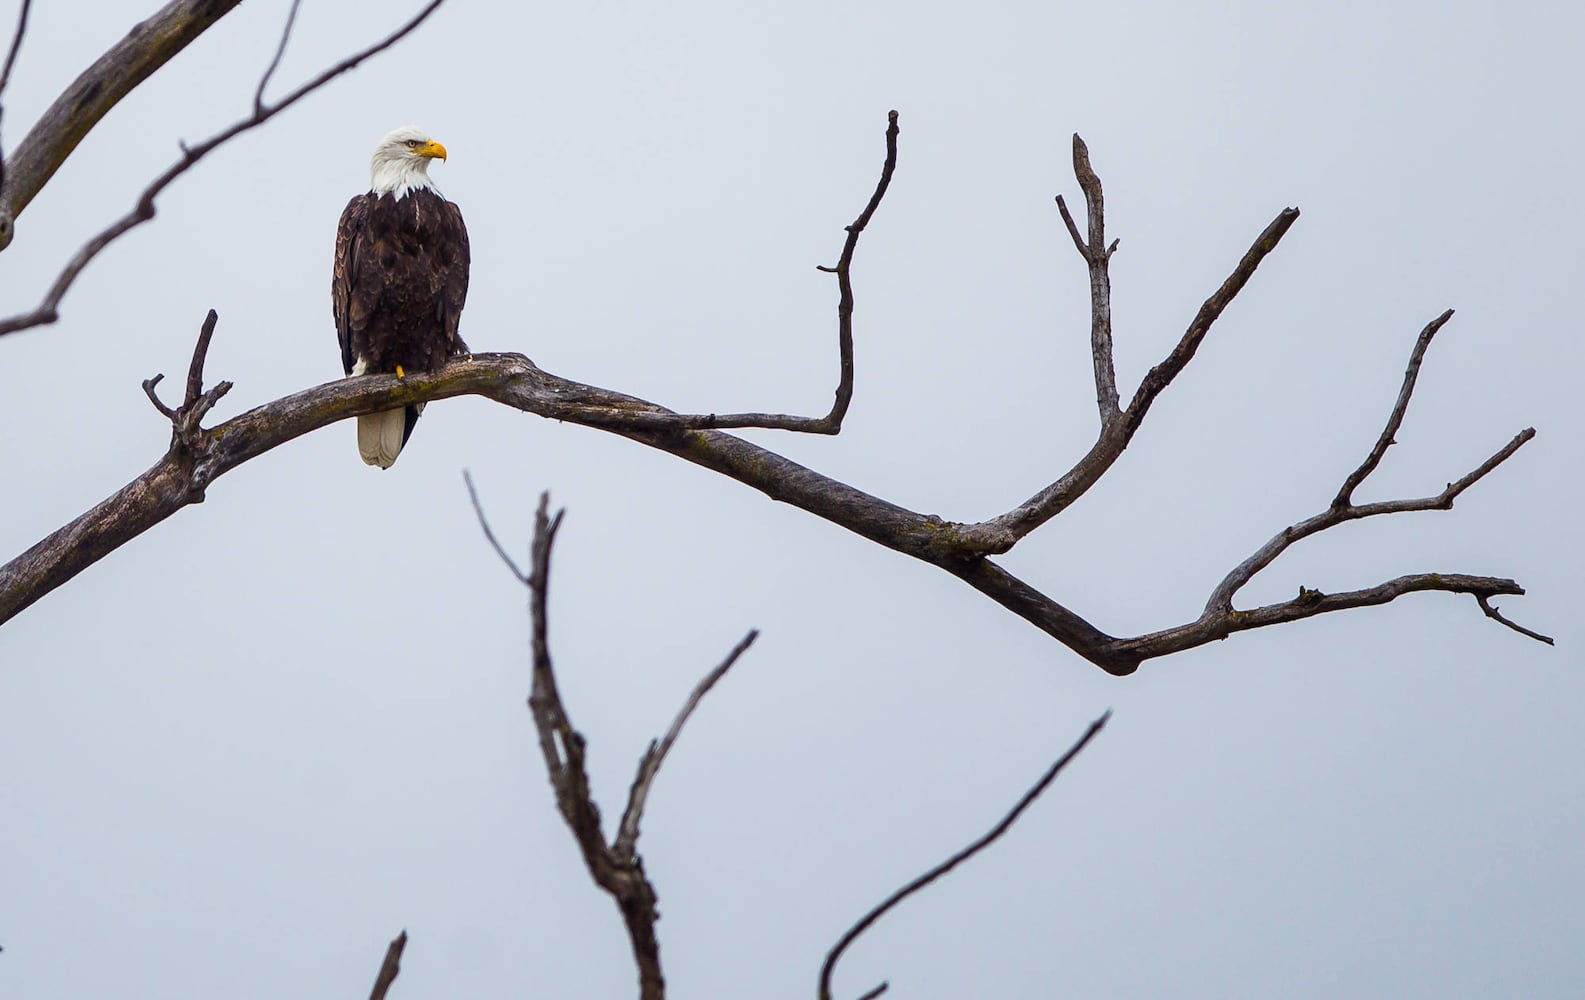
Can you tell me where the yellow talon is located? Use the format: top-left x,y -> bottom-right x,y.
396,364 -> 406,378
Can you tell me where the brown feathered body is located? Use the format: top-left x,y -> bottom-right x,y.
332,186 -> 470,468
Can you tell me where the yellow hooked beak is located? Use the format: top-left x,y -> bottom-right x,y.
416,139 -> 447,161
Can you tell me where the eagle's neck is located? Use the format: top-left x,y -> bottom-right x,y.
369,156 -> 437,201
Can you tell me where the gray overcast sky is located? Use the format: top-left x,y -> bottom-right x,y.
1,1 -> 1581,997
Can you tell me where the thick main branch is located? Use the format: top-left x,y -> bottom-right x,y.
0,347 -> 1535,674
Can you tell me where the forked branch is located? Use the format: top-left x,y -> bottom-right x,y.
469,490 -> 754,1000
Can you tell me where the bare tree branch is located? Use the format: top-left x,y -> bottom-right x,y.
254,0 -> 303,117
555,109 -> 898,435
1206,426 -> 1537,616
1068,134 -> 1121,425
0,0 -> 246,250
0,0 -> 448,336
1478,595 -> 1555,645
960,203 -> 1303,554
1334,309 -> 1453,508
367,930 -> 407,1000
497,493 -> 752,1000
0,0 -> 30,113
142,309 -> 232,451
615,629 -> 758,860
819,712 -> 1112,1000
0,341 -> 1539,674
462,470 -> 527,583
1054,193 -> 1087,259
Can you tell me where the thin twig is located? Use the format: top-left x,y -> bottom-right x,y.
0,0 -> 29,104
1477,595 -> 1555,645
367,930 -> 407,1000
1334,309 -> 1454,508
0,0 -> 29,199
1054,194 -> 1087,258
462,470 -> 527,582
615,629 -> 758,859
141,373 -> 176,420
809,109 -> 900,432
0,0 -> 448,338
254,0 -> 302,116
819,712 -> 1111,1000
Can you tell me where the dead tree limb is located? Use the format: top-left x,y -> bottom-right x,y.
0,0 -> 246,250
367,930 -> 407,1000
0,124 -> 1544,673
819,712 -> 1112,1000
467,491 -> 754,1000
0,0 -> 448,336
0,0 -> 31,188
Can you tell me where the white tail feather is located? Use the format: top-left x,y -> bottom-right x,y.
357,409 -> 407,469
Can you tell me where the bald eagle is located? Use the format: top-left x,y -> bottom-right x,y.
332,126 -> 470,468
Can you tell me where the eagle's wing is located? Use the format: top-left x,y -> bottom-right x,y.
332,194 -> 373,376
437,197 -> 471,356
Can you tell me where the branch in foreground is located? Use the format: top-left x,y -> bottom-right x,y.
0,0 -> 448,335
818,712 -> 1112,1000
367,930 -> 407,1000
472,491 -> 753,1000
0,0 -> 245,250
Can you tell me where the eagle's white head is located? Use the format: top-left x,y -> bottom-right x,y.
369,125 -> 448,200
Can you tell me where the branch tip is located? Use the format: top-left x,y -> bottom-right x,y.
367,930 -> 408,1000
1477,595 -> 1554,646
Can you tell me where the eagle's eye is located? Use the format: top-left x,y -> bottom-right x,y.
405,139 -> 421,149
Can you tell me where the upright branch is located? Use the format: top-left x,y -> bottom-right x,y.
366,931 -> 408,1000
0,0 -> 449,336
814,108 -> 901,431
0,0 -> 28,103
253,0 -> 304,117
819,712 -> 1112,1000
469,491 -> 753,1000
0,0 -> 31,195
678,109 -> 900,433
1056,133 -> 1121,425
614,629 -> 758,861
141,308 -> 233,457
1333,309 -> 1452,508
